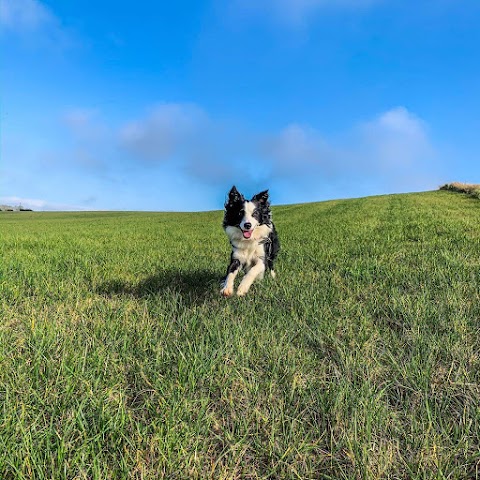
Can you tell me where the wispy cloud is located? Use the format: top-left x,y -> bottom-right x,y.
260,123 -> 339,177
118,103 -> 261,186
262,107 -> 438,194
0,196 -> 88,212
62,108 -> 113,172
0,0 -> 54,31
353,107 -> 437,192
234,0 -> 380,27
60,103 -> 441,203
0,0 -> 74,48
120,103 -> 210,162
4,104 -> 439,211
358,106 -> 433,170
63,108 -> 107,142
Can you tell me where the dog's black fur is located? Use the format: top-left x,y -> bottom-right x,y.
221,186 -> 280,297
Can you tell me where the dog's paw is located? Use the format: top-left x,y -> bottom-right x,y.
236,285 -> 249,297
221,287 -> 234,297
270,270 -> 276,279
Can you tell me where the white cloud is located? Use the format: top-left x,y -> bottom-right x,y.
119,103 -> 438,194
120,103 -> 210,161
261,106 -> 439,194
118,103 -> 263,186
358,106 -> 434,170
61,103 -> 441,202
261,123 -> 340,176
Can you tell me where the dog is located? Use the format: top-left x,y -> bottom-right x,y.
221,186 -> 280,297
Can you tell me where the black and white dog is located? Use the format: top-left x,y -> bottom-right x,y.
221,186 -> 280,297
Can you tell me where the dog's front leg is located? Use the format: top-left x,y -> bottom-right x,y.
221,258 -> 241,297
237,261 -> 265,297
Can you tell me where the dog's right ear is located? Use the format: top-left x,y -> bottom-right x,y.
227,186 -> 243,205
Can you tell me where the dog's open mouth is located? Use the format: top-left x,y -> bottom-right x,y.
242,230 -> 253,239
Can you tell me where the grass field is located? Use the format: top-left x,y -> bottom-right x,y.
1,190 -> 479,479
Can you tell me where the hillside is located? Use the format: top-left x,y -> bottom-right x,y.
0,190 -> 479,479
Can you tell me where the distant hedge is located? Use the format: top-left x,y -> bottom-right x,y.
0,205 -> 33,212
439,182 -> 480,199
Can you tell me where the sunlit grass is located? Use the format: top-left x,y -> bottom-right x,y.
1,191 -> 479,479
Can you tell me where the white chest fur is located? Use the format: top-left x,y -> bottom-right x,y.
225,224 -> 272,270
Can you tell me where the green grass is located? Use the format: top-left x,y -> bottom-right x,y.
1,190 -> 479,479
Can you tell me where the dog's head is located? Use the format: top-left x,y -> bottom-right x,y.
223,186 -> 272,240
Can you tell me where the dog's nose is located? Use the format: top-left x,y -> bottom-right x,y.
243,222 -> 252,230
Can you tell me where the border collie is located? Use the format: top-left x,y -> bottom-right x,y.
221,186 -> 280,297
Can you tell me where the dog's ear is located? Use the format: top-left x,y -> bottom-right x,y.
252,190 -> 269,204
229,186 -> 243,201
226,185 -> 244,207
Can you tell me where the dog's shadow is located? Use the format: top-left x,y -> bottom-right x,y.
97,269 -> 220,306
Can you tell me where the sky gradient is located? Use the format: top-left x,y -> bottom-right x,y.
2,0 -> 479,211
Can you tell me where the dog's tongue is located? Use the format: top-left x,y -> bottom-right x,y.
243,230 -> 252,239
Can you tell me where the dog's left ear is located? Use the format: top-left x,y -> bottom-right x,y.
252,190 -> 269,204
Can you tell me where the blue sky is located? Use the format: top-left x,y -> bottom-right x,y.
1,0 -> 479,211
